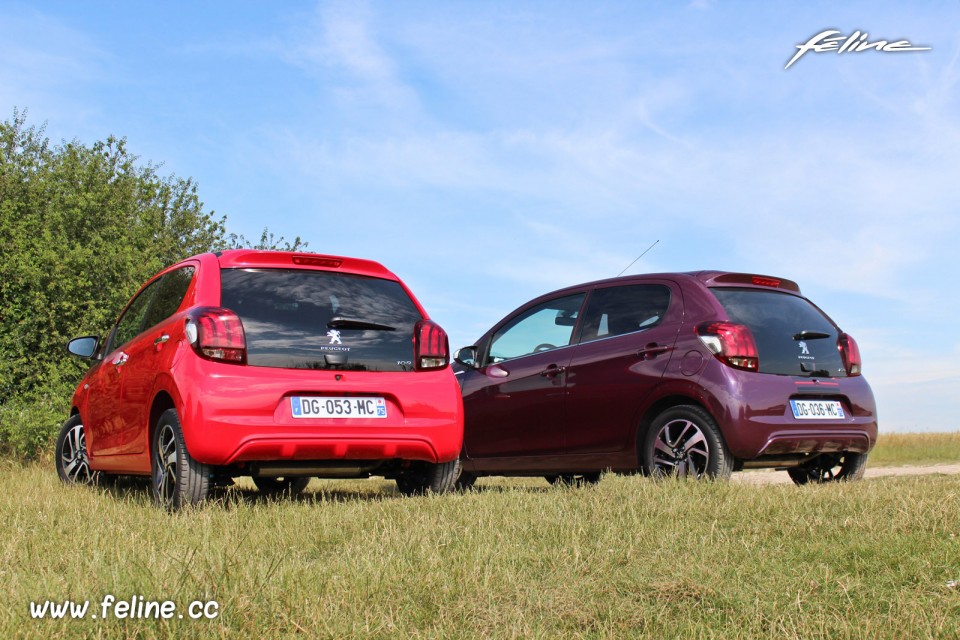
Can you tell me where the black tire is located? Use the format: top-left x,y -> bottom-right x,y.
252,476 -> 311,495
55,414 -> 99,485
642,405 -> 733,479
396,459 -> 461,496
545,473 -> 602,487
151,408 -> 209,510
787,452 -> 868,485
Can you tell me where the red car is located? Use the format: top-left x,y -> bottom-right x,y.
58,250 -> 463,508
453,271 -> 877,486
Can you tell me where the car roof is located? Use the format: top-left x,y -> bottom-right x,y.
210,250 -> 400,281
538,270 -> 802,297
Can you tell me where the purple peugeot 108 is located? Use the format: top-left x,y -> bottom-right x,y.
453,271 -> 877,487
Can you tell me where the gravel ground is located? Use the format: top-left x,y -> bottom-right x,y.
734,464 -> 960,485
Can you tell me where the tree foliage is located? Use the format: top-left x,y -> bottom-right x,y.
223,227 -> 307,252
0,110 -> 305,455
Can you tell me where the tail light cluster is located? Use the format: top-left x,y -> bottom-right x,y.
414,320 -> 449,371
696,322 -> 759,372
837,332 -> 862,377
185,307 -> 247,364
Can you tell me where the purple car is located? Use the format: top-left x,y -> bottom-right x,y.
453,271 -> 877,486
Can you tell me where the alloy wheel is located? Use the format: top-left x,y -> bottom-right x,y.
788,452 -> 868,485
651,418 -> 711,478
60,422 -> 95,484
155,423 -> 179,505
803,455 -> 842,482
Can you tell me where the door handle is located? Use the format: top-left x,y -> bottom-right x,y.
154,334 -> 169,345
539,365 -> 566,378
637,344 -> 673,360
112,352 -> 129,368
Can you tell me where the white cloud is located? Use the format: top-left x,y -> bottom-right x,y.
279,0 -> 420,113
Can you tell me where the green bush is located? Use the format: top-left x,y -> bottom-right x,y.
0,393 -> 69,460
0,109 -> 305,460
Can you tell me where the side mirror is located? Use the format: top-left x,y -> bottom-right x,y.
454,346 -> 479,368
67,336 -> 100,359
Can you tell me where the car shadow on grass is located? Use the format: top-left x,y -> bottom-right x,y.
207,480 -> 561,508
93,475 -> 399,508
95,474 -> 561,509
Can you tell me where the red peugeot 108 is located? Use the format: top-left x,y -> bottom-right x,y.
58,250 -> 463,508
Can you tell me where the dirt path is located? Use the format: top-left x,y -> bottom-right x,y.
734,464 -> 960,485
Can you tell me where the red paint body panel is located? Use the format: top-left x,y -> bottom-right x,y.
174,357 -> 463,466
70,250 -> 463,476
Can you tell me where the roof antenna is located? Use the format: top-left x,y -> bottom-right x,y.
617,240 -> 659,277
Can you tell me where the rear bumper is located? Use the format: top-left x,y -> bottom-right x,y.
751,429 -> 873,457
208,433 -> 448,466
699,360 -> 878,460
174,356 -> 464,466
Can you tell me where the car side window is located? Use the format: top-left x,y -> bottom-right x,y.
111,277 -> 165,351
486,293 -> 585,364
141,266 -> 195,330
578,284 -> 672,343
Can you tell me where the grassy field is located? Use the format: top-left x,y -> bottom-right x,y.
3,453 -> 959,639
869,432 -> 960,467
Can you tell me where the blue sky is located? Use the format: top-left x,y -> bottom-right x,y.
3,1 -> 958,431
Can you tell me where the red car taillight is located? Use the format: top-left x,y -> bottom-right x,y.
414,320 -> 449,371
838,332 -> 861,377
696,321 -> 759,372
185,308 -> 247,364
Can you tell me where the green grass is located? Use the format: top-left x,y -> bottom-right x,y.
3,461 -> 959,639
869,432 -> 960,467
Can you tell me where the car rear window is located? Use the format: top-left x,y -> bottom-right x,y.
710,288 -> 847,377
220,268 -> 422,371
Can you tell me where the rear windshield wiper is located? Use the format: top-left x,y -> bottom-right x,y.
327,317 -> 397,331
793,330 -> 831,340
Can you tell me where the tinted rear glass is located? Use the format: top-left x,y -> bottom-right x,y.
710,288 -> 847,377
579,284 -> 671,342
220,269 -> 422,371
143,267 -> 195,329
